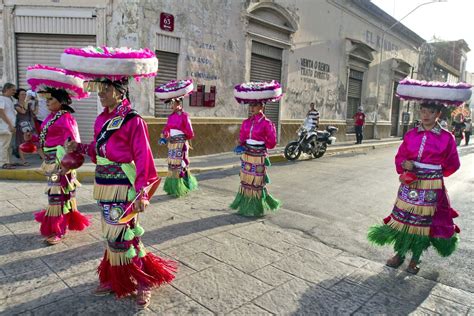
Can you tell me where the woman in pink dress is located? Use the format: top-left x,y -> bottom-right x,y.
62,46 -> 176,309
230,81 -> 282,217
156,79 -> 197,197
368,78 -> 471,274
26,65 -> 91,245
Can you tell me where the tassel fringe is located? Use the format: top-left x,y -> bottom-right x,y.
368,224 -> 459,258
97,250 -> 177,298
230,192 -> 281,217
163,176 -> 198,197
385,217 -> 430,236
101,218 -> 127,240
93,183 -> 130,201
67,210 -> 91,231
409,179 -> 442,190
394,199 -> 435,216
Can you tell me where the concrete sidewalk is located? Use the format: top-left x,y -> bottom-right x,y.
0,138 -> 402,182
0,181 -> 472,315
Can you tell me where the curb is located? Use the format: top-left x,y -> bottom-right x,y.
0,141 -> 401,182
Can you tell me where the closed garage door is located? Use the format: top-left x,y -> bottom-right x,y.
250,42 -> 282,141
16,34 -> 97,142
154,50 -> 179,117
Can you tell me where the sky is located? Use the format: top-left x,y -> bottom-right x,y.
371,0 -> 474,72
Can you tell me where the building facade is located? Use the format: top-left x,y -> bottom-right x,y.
0,0 -> 424,155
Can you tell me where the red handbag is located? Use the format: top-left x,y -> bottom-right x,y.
399,171 -> 418,185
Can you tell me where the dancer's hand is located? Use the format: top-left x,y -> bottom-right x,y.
233,145 -> 245,155
64,139 -> 78,153
159,138 -> 167,145
402,160 -> 414,171
134,199 -> 149,212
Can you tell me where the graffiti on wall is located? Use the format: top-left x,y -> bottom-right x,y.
285,79 -> 346,120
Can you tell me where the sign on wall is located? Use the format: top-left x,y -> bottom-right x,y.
160,13 -> 174,32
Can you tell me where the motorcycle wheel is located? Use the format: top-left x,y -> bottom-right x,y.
313,144 -> 327,158
284,142 -> 301,161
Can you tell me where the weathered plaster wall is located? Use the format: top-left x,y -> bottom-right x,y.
108,0 -> 248,117
277,0 -> 420,125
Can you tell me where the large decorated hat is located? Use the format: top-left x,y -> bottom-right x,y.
234,80 -> 282,104
60,46 -> 158,81
155,79 -> 194,101
396,78 -> 472,106
26,64 -> 89,99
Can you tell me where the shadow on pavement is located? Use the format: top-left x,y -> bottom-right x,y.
0,203 -> 99,226
0,213 -> 253,283
0,280 -> 143,315
293,270 -> 439,315
0,233 -> 48,256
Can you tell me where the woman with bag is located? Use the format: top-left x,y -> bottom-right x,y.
13,88 -> 36,164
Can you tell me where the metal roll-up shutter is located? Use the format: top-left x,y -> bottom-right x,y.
155,51 -> 179,117
16,34 -> 97,142
347,69 -> 363,119
250,47 -> 282,141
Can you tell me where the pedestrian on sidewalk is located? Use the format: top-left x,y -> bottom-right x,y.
463,118 -> 471,145
13,88 -> 36,164
353,106 -> 365,144
0,83 -> 17,169
26,65 -> 91,245
62,46 -> 176,309
306,102 -> 320,131
231,81 -> 281,217
451,113 -> 465,146
368,78 -> 470,274
155,79 -> 197,197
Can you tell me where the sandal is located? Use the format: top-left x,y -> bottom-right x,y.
1,163 -> 16,169
93,284 -> 114,296
136,289 -> 152,309
45,235 -> 62,245
386,254 -> 405,268
406,260 -> 420,274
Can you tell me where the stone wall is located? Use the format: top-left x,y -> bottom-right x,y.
145,117 -> 367,158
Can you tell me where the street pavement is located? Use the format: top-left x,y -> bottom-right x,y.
0,138 -> 401,182
0,145 -> 473,315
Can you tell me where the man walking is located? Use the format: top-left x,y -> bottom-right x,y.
353,106 -> 365,144
0,83 -> 17,169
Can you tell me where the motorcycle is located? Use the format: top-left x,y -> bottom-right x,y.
284,118 -> 338,161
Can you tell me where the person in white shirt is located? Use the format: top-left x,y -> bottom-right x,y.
0,83 -> 17,169
306,102 -> 320,131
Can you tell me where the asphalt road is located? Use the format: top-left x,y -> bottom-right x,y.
198,145 -> 474,293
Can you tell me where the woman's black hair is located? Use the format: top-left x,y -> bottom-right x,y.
48,89 -> 75,113
14,88 -> 27,100
420,102 -> 443,112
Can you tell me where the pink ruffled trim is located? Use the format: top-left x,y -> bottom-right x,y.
155,79 -> 193,93
234,80 -> 281,92
27,64 -> 86,79
64,46 -> 156,59
234,95 -> 283,104
65,70 -> 156,82
396,94 -> 464,106
27,78 -> 89,99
